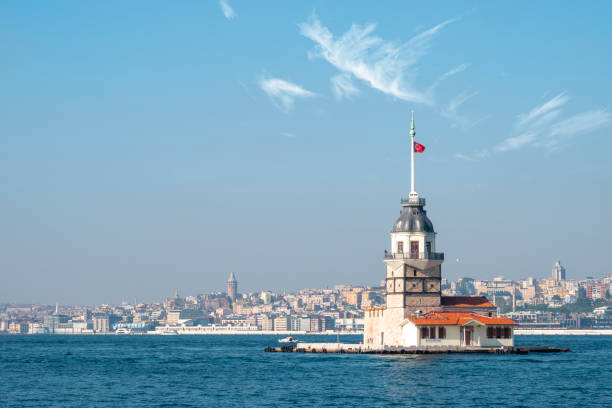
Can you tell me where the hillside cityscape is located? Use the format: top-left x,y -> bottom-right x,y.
2,261 -> 611,335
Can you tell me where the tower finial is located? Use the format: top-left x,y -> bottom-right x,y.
410,110 -> 415,137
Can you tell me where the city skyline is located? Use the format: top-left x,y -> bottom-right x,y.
2,1 -> 612,304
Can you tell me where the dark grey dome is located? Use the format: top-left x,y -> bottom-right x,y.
392,205 -> 434,233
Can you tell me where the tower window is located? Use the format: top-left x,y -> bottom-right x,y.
397,241 -> 404,253
410,241 -> 419,258
426,241 -> 432,254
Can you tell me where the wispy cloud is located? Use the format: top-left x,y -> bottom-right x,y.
331,73 -> 360,100
441,90 -> 479,129
258,77 -> 316,112
456,92 -> 612,160
549,110 -> 611,137
428,63 -> 470,95
219,0 -> 236,20
280,132 -> 297,138
299,14 -> 457,105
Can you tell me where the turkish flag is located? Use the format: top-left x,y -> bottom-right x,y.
414,142 -> 425,153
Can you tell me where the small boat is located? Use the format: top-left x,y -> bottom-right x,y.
160,329 -> 179,336
115,328 -> 132,335
278,336 -> 297,343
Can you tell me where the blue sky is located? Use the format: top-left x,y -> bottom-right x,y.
1,1 -> 611,304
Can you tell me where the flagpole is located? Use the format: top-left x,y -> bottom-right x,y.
410,111 -> 416,195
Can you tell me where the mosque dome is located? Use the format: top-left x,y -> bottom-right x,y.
392,204 -> 435,233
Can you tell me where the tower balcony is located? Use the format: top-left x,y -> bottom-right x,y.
384,250 -> 444,261
400,197 -> 426,206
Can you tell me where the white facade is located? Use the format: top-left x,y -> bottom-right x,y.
401,320 -> 515,348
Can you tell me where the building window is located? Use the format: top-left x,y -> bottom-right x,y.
426,241 -> 432,254
429,327 -> 436,339
410,241 -> 419,258
487,327 -> 493,338
421,327 -> 428,339
504,327 -> 512,338
397,241 -> 404,253
438,327 -> 446,339
414,270 -> 417,277
496,327 -> 502,338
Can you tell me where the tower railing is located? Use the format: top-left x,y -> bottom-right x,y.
384,250 -> 444,261
400,197 -> 426,206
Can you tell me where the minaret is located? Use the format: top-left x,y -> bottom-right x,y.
381,113 -> 444,343
227,272 -> 238,303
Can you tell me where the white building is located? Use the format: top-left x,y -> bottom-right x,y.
401,311 -> 516,347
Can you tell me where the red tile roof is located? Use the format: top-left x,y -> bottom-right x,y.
441,296 -> 495,308
407,311 -> 516,326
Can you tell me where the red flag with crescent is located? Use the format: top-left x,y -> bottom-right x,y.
414,142 -> 425,153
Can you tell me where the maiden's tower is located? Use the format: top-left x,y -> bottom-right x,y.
363,113 -> 515,348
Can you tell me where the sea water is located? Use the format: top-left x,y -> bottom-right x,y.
0,334 -> 610,407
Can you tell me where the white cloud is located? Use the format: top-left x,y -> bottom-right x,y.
428,63 -> 470,95
440,90 -> 478,129
299,14 -> 456,105
331,73 -> 360,100
280,132 -> 297,138
457,92 -> 611,160
219,0 -> 236,20
550,110 -> 611,137
494,132 -> 537,152
516,92 -> 569,128
258,77 -> 316,112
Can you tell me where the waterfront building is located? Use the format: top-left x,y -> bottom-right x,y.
552,261 -> 566,281
273,316 -> 290,331
93,315 -> 110,333
166,309 -> 202,326
43,314 -> 69,334
401,311 -> 516,347
8,321 -> 29,334
364,114 -> 515,347
227,272 -> 237,303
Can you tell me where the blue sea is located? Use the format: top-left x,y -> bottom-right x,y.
0,334 -> 610,407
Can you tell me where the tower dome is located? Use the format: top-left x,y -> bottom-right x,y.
392,202 -> 435,233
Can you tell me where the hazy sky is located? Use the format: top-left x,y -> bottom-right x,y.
1,1 -> 611,305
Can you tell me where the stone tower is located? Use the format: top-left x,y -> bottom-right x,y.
385,111 -> 444,316
227,272 -> 237,303
384,195 -> 444,316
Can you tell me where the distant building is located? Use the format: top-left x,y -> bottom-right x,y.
8,321 -> 29,334
43,314 -> 69,334
552,261 -> 566,281
227,272 -> 238,303
93,315 -> 110,333
587,284 -> 608,300
273,316 -> 290,331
